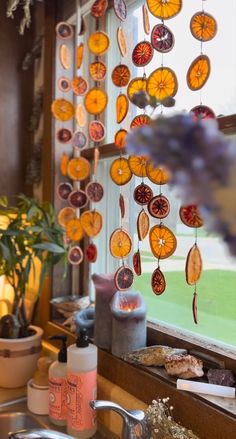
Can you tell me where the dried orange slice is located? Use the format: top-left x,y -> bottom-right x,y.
190,12 -> 217,42
149,225 -> 177,259
151,24 -> 175,53
72,131 -> 88,149
86,181 -> 104,202
91,0 -> 108,17
60,152 -> 69,176
187,55 -> 210,91
147,67 -> 178,100
77,43 -> 84,69
80,210 -> 103,237
147,0 -> 182,19
119,194 -> 125,218
142,4 -> 150,35
114,0 -> 127,21
128,156 -> 147,177
117,27 -> 127,57
110,157 -> 132,185
75,104 -> 87,127
151,268 -> 166,295
57,128 -> 72,144
56,22 -> 74,40
89,121 -> 106,142
68,190 -> 88,209
130,114 -> 150,129
57,182 -> 73,201
84,88 -> 108,115
133,250 -> 142,276
112,64 -> 130,87
148,195 -> 170,219
68,246 -> 84,265
88,31 -> 110,56
137,209 -> 149,241
114,129 -> 128,149
134,183 -> 153,205
59,44 -> 70,69
58,207 -> 76,228
67,157 -> 90,181
127,77 -> 147,103
146,162 -> 169,185
190,105 -> 215,121
85,243 -> 97,263
116,94 -> 129,124
51,99 -> 74,121
66,218 -> 84,241
71,76 -> 88,96
110,228 -> 132,258
58,76 -> 71,92
179,205 -> 203,228
93,147 -> 100,175
89,61 -> 107,81
132,41 -> 153,67
186,244 -> 202,286
114,265 -> 134,290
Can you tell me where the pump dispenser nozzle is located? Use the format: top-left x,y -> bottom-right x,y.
49,335 -> 67,363
76,327 -> 89,348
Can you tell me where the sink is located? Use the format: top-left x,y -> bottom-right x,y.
0,399 -> 118,439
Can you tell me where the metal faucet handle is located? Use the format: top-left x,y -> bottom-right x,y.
90,400 -> 145,423
8,429 -> 74,439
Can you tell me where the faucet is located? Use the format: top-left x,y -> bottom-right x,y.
8,430 -> 74,439
90,400 -> 149,439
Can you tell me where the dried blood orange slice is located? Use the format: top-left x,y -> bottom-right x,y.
190,12 -> 217,42
190,105 -> 215,121
86,181 -> 104,202
149,225 -> 177,259
85,243 -> 97,263
89,121 -> 106,142
72,131 -> 88,149
114,0 -> 127,21
128,156 -> 147,177
133,250 -> 142,276
56,22 -> 74,40
89,61 -> 107,81
179,205 -> 203,228
148,195 -> 170,219
60,152 -> 70,176
151,268 -> 166,295
110,228 -> 132,259
112,64 -> 130,87
114,129 -> 128,150
110,157 -> 132,185
51,99 -> 74,121
68,190 -> 88,209
57,182 -> 73,201
66,218 -> 84,241
187,55 -> 210,91
114,265 -> 134,291
127,77 -> 147,103
91,0 -> 108,18
147,67 -> 178,100
151,24 -> 175,53
78,16 -> 86,36
75,104 -> 87,127
88,31 -> 110,56
134,183 -> 153,205
77,43 -> 84,69
67,157 -> 90,181
68,246 -> 84,265
58,76 -> 71,92
117,27 -> 127,57
84,88 -> 108,115
137,209 -> 149,241
146,162 -> 169,185
130,114 -> 150,129
119,194 -> 125,218
57,207 -> 76,228
142,4 -> 150,35
192,292 -> 198,324
57,128 -> 72,144
71,76 -> 88,96
132,41 -> 154,67
186,244 -> 202,286
81,210 -> 103,237
147,0 -> 182,19
59,44 -> 70,69
116,94 -> 129,124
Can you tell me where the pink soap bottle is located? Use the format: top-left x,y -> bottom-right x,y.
48,335 -> 68,426
67,328 -> 97,439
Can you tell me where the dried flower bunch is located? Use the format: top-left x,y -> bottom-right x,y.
6,0 -> 33,35
145,398 -> 199,439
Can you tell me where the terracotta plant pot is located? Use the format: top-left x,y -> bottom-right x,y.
0,325 -> 43,388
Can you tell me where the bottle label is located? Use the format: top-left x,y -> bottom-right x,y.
49,376 -> 67,421
67,369 -> 97,431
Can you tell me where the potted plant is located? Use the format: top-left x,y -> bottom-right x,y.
0,194 -> 68,387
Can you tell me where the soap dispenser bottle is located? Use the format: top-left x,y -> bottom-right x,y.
48,335 -> 68,426
67,328 -> 97,439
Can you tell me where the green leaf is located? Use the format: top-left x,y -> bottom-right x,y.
0,241 -> 11,263
0,196 -> 8,207
33,242 -> 66,254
